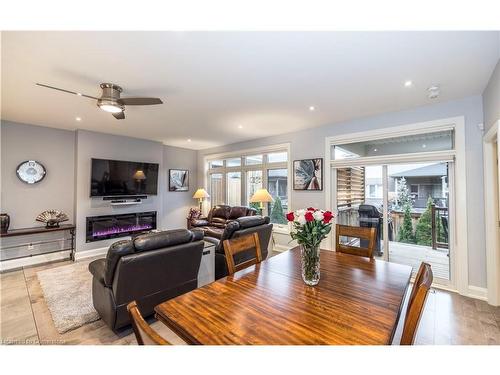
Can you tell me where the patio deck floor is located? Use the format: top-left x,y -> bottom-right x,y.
375,241 -> 449,280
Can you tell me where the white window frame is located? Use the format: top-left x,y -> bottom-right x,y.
324,116 -> 468,297
204,144 -> 292,222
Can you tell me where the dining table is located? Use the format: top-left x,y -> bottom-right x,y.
155,246 -> 413,345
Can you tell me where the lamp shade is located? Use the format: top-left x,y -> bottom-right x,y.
133,170 -> 146,180
250,188 -> 273,203
193,188 -> 210,199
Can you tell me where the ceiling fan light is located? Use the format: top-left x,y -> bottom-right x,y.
99,103 -> 123,113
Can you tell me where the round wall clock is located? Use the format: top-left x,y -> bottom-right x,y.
16,160 -> 46,184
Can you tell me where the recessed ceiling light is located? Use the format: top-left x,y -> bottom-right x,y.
76,92 -> 82,96
373,148 -> 378,152
75,117 -> 82,121
404,80 -> 413,87
238,125 -> 243,129
422,144 -> 427,148
187,139 -> 192,142
309,106 -> 315,111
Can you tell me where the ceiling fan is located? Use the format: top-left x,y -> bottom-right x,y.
36,82 -> 163,120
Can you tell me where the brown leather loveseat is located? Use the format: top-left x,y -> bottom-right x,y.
189,204 -> 257,239
88,229 -> 204,331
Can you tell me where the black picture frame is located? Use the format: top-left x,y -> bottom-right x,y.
169,169 -> 189,192
293,158 -> 323,191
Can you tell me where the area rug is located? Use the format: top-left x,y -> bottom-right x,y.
37,260 -> 101,334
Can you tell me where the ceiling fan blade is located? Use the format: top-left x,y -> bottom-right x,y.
118,97 -> 163,105
36,83 -> 98,100
112,111 -> 125,120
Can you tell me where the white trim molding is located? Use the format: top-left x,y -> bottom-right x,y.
0,250 -> 71,272
483,120 -> 500,306
324,116 -> 469,296
73,246 -> 108,261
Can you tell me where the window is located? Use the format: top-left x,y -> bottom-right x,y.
209,160 -> 224,169
226,158 -> 241,167
369,185 -> 376,197
206,147 -> 289,215
267,168 -> 288,224
268,152 -> 288,163
332,130 -> 454,160
226,172 -> 241,206
245,155 -> 263,165
247,170 -> 262,208
210,173 -> 224,206
410,184 -> 419,194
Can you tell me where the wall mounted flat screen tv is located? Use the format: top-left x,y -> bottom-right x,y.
90,158 -> 159,197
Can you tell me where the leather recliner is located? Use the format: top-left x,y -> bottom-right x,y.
189,205 -> 257,239
88,229 -> 204,331
204,216 -> 273,280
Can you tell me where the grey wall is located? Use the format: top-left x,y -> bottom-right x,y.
0,121 -> 75,228
1,123 -> 198,253
74,130 -> 165,252
483,59 -> 500,132
198,96 -> 487,288
162,145 -> 198,229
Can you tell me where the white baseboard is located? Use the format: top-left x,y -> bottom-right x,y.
74,247 -> 108,261
0,250 -> 71,272
466,285 -> 488,301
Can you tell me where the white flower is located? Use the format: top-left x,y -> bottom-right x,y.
295,209 -> 306,217
297,215 -> 306,225
313,210 -> 324,221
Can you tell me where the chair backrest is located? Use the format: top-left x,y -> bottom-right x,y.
335,224 -> 376,258
127,301 -> 170,345
223,232 -> 263,275
401,262 -> 433,345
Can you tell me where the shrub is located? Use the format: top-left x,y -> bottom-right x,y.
269,197 -> 287,224
398,202 -> 416,244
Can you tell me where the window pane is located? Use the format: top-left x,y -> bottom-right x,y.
226,172 -> 241,206
209,160 -> 223,168
225,158 -> 241,167
333,130 -> 453,160
267,168 -> 288,224
268,152 -> 287,163
210,173 -> 224,206
246,170 -> 262,208
245,155 -> 263,165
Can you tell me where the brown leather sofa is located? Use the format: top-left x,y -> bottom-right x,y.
88,229 -> 204,331
203,216 -> 273,280
189,204 -> 257,239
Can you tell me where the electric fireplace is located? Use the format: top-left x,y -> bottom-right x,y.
86,211 -> 157,242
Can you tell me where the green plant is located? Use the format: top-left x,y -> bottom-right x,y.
398,202 -> 416,244
269,197 -> 287,224
415,197 -> 434,246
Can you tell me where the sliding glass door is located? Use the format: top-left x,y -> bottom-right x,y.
334,161 -> 451,283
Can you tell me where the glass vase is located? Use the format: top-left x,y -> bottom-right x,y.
300,244 -> 320,286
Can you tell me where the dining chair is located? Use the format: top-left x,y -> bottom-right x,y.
335,224 -> 376,259
400,262 -> 433,345
223,232 -> 263,275
127,301 -> 170,345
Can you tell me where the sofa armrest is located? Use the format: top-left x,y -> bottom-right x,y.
89,258 -> 108,287
191,219 -> 209,227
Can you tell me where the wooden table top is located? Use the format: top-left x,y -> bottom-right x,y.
155,247 -> 412,345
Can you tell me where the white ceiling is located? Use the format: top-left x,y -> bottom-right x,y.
1,31 -> 499,150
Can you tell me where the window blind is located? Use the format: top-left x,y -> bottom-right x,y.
336,167 -> 365,207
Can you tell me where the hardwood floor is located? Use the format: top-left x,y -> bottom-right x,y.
1,256 -> 500,345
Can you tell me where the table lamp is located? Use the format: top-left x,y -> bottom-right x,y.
193,188 -> 210,211
249,188 -> 273,215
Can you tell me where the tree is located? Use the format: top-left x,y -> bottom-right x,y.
269,197 -> 287,224
396,177 -> 412,209
415,197 -> 434,246
398,202 -> 415,244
